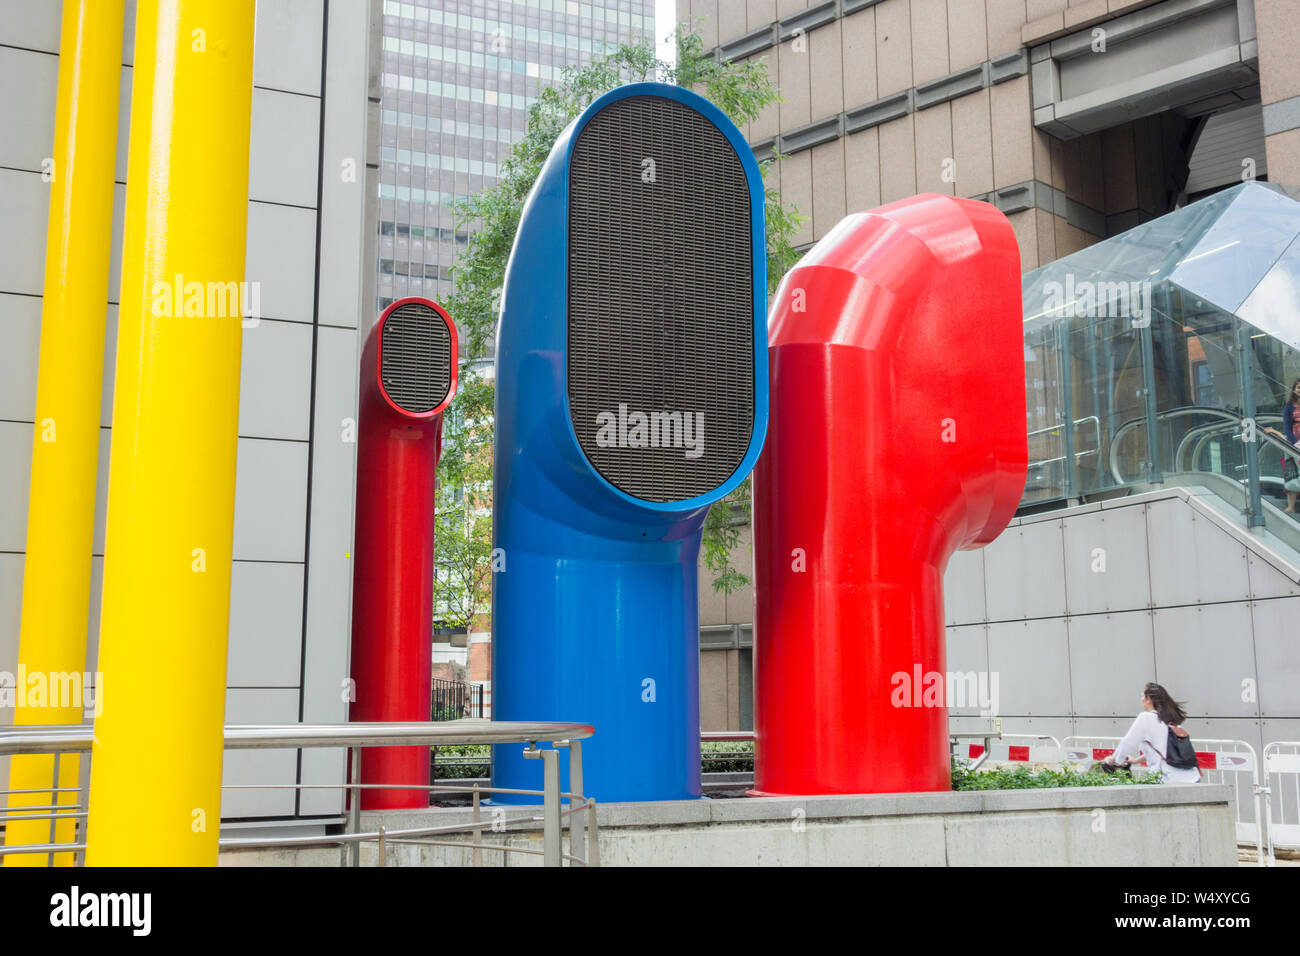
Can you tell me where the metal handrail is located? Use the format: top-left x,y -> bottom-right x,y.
216,793 -> 598,851
0,726 -> 92,754
223,721 -> 593,749
0,720 -> 595,755
1107,406 -> 1287,486
1175,416 -> 1298,473
1026,416 -> 1102,474
1027,415 -> 1101,441
0,721 -> 598,868
1179,422 -> 1267,476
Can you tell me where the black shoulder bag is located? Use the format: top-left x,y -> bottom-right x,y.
1153,725 -> 1199,771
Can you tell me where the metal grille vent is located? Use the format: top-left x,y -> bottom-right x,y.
380,302 -> 452,413
567,96 -> 754,503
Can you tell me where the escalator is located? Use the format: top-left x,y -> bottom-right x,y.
1100,405 -> 1300,554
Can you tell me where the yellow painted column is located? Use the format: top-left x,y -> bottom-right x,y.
3,0 -> 125,867
85,0 -> 255,866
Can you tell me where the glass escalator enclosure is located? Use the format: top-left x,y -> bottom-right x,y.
1020,182 -> 1300,514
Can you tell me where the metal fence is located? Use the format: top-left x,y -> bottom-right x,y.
951,734 -> 1062,770
431,679 -> 484,720
1263,741 -> 1300,864
0,721 -> 597,867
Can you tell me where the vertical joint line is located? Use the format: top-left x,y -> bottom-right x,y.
295,0 -> 331,817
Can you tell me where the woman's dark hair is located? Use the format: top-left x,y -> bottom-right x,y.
1144,682 -> 1188,726
1288,379 -> 1300,407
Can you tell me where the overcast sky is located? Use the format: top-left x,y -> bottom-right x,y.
655,0 -> 677,68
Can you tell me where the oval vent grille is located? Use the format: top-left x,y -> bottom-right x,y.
567,95 -> 755,503
380,301 -> 452,413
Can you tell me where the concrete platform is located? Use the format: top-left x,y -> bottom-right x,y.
219,783 -> 1238,867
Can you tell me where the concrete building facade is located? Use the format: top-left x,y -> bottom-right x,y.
680,0 -> 1291,267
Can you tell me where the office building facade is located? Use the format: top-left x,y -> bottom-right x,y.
376,0 -> 655,310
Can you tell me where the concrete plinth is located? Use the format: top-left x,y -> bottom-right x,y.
218,783 -> 1237,867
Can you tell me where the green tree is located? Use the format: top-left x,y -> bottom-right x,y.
431,373 -> 495,631
435,26 -> 803,620
432,497 -> 493,633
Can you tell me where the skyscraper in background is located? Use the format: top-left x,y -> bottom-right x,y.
377,0 -> 656,313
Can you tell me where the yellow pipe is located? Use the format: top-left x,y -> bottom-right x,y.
85,0 -> 255,866
3,0 -> 126,867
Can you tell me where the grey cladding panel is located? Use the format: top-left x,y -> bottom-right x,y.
567,96 -> 754,503
380,301 -> 452,413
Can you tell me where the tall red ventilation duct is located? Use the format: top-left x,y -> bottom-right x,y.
350,296 -> 458,809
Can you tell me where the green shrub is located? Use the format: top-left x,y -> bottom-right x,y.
702,740 -> 754,774
433,746 -> 1161,788
951,759 -> 1162,791
433,744 -> 490,780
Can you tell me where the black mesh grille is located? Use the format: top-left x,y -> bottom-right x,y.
567,96 -> 754,503
380,302 -> 452,413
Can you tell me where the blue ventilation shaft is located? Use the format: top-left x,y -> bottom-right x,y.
490,83 -> 768,803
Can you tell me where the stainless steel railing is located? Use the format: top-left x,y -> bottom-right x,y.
1025,415 -> 1102,492
0,720 -> 597,867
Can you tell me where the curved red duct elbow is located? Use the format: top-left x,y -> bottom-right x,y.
753,194 -> 1028,795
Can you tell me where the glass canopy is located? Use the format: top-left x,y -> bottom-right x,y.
1020,181 -> 1300,524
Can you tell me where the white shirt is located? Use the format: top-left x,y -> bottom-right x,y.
1112,710 -> 1202,783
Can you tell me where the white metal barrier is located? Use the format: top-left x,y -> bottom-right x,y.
1263,741 -> 1300,866
1062,735 -> 1264,865
952,735 -> 1061,769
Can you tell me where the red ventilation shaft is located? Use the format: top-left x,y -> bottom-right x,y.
350,297 -> 458,809
753,195 -> 1028,795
